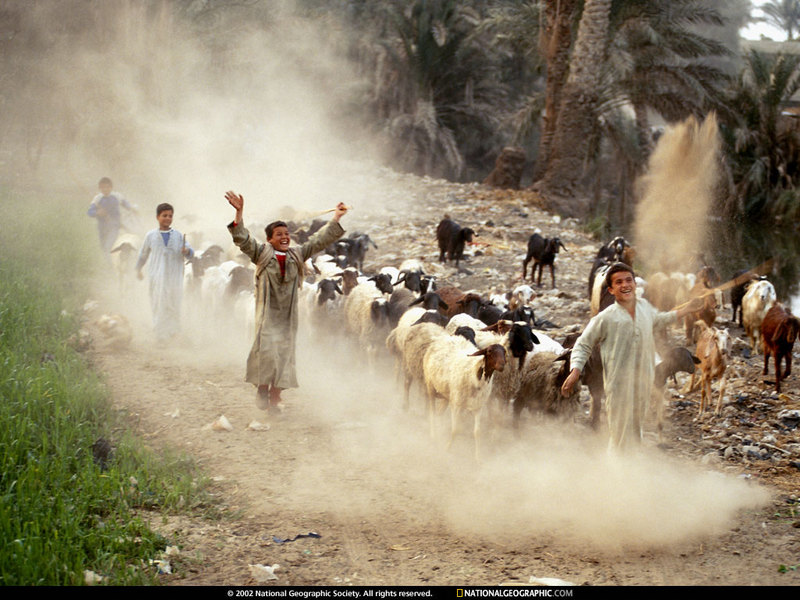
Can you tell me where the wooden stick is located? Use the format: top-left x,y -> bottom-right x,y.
670,258 -> 775,311
307,206 -> 353,218
470,240 -> 513,251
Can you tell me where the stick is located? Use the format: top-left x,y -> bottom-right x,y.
670,258 -> 775,311
470,240 -> 513,251
308,206 -> 353,218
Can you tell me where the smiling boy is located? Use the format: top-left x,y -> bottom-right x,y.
561,263 -> 704,450
224,191 -> 347,415
135,203 -> 193,341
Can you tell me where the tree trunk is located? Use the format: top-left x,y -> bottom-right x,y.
537,0 -> 612,218
531,0 -> 579,182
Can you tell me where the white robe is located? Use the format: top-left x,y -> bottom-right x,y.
136,228 -> 192,340
570,299 -> 676,451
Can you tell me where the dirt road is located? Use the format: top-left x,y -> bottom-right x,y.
87,178 -> 800,587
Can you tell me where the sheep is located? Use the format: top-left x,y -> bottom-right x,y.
522,233 -> 566,288
109,233 -> 141,295
421,333 -> 507,458
387,322 -> 448,411
683,321 -> 731,416
760,303 -> 800,393
408,291 -> 449,314
561,333 -> 605,429
512,351 -> 579,426
344,280 -> 392,359
388,287 -> 418,326
435,286 -> 484,319
200,260 -> 255,315
742,279 -> 777,354
436,216 -> 476,267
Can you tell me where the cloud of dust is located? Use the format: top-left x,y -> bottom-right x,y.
0,0 -> 405,348
632,113 -> 722,274
278,326 -> 771,554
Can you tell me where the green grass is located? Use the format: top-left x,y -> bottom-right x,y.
0,187 -> 219,585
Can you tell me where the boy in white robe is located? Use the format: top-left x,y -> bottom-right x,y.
561,263 -> 704,451
135,203 -> 194,341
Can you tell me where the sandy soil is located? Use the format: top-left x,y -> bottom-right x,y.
85,177 -> 800,587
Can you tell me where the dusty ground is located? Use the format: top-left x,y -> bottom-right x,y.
85,172 -> 800,587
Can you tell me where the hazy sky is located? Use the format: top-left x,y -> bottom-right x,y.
741,0 -> 792,40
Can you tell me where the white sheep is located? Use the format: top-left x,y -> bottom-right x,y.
742,279 -> 777,354
344,280 -> 391,361
387,321 -> 449,411
421,333 -> 507,459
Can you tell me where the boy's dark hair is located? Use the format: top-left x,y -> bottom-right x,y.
156,203 -> 174,216
605,262 -> 636,289
266,220 -> 288,240
98,177 -> 112,187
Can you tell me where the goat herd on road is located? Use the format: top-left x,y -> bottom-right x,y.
107,214 -> 799,458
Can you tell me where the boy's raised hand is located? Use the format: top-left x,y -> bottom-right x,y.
225,191 -> 244,214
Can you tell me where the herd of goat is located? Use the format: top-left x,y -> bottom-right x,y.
109,215 -> 799,457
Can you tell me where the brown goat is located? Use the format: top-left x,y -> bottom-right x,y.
761,303 -> 800,393
683,321 -> 731,416
683,267 -> 719,343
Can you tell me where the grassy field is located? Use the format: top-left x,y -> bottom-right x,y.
0,188 -> 218,585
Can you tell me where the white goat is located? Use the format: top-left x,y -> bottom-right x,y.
742,279 -> 777,354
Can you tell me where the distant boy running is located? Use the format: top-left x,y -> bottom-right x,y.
135,203 -> 194,341
87,177 -> 136,256
224,190 -> 347,414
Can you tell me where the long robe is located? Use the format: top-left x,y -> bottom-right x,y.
88,192 -> 133,253
570,299 -> 676,451
136,228 -> 193,340
228,219 -> 344,389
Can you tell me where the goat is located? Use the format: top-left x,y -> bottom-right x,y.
522,233 -> 566,288
682,267 -> 719,343
761,303 -> 800,393
683,321 -> 731,416
742,279 -> 777,354
653,347 -> 700,440
436,216 -> 476,267
730,270 -> 763,327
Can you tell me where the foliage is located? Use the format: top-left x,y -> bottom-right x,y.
719,49 -> 800,222
759,0 -> 800,40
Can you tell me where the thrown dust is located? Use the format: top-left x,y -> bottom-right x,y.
633,113 -> 722,274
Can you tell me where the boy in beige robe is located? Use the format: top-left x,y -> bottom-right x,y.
561,263 -> 704,451
225,191 -> 348,414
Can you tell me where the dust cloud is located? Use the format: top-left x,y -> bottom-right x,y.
632,113 -> 722,274
1,0 -> 387,241
276,326 -> 771,553
5,2 -> 770,555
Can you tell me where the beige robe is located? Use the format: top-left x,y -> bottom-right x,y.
228,219 -> 345,388
570,299 -> 676,451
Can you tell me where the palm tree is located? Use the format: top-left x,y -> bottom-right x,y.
759,0 -> 800,40
537,0 -> 613,218
721,49 -> 800,221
